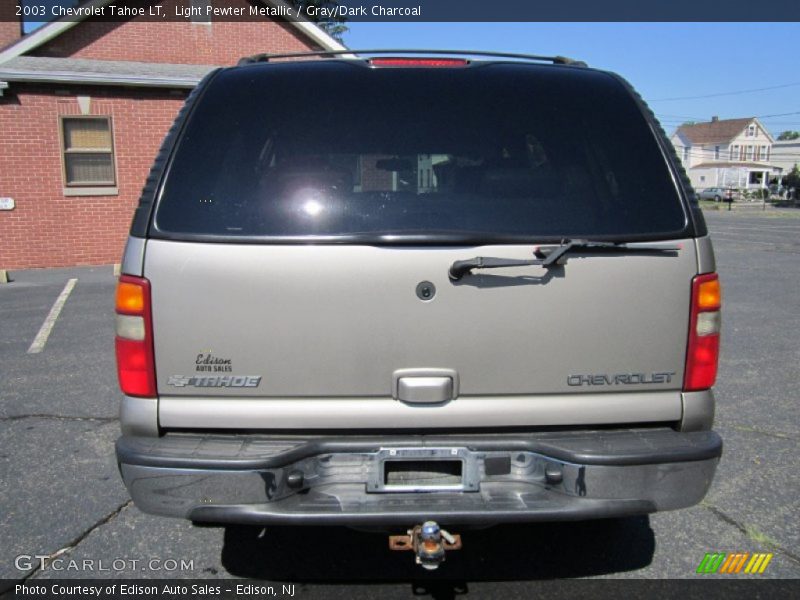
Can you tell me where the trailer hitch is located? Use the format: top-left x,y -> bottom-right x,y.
389,521 -> 462,570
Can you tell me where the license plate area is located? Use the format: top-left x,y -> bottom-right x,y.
368,448 -> 479,493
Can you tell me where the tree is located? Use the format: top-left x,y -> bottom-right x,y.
777,131 -> 800,140
286,1 -> 348,43
784,165 -> 800,190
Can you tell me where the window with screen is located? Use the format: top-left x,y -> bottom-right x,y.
61,117 -> 116,187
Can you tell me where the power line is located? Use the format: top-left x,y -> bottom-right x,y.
657,111 -> 800,121
652,82 -> 800,102
755,111 -> 800,119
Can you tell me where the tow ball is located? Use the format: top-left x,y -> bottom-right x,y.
389,521 -> 462,570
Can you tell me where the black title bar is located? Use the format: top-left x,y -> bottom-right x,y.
5,0 -> 800,23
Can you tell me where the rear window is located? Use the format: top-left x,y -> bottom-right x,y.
153,62 -> 688,242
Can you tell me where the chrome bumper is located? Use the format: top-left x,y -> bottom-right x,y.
117,429 -> 721,526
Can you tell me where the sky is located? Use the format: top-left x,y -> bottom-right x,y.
344,22 -> 800,138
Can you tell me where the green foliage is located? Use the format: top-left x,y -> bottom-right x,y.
784,165 -> 800,189
777,131 -> 800,140
285,1 -> 348,43
697,199 -> 720,210
317,20 -> 348,42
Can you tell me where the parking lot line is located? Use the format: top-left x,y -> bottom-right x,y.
27,278 -> 78,354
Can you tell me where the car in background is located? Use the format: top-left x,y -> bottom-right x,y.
697,187 -> 739,202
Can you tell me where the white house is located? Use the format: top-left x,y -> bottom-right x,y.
670,117 -> 782,191
771,140 -> 800,174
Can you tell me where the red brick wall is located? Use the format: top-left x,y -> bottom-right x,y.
32,0 -> 318,65
0,2 -> 323,268
0,0 -> 22,50
0,85 -> 186,269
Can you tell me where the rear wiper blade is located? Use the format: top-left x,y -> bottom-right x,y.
448,239 -> 681,281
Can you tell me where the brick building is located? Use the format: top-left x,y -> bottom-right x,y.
0,0 -> 344,269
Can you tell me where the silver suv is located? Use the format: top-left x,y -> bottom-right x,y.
114,51 -> 722,567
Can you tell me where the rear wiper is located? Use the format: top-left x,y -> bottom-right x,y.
448,239 -> 681,281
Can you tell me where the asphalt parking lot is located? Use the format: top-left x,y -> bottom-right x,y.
1,209 -> 799,595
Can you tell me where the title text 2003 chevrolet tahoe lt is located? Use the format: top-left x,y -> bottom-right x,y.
114,51 -> 722,568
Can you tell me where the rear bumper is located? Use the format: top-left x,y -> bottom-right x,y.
116,428 -> 722,526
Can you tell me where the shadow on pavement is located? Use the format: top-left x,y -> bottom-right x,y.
220,517 -> 654,585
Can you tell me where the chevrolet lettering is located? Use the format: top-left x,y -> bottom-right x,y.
567,372 -> 677,386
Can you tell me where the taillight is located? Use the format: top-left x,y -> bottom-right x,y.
115,275 -> 156,397
369,57 -> 469,67
684,273 -> 721,391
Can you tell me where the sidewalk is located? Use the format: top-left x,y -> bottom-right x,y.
702,202 -> 799,214
0,264 -> 116,286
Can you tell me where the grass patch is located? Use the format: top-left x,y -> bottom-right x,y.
698,200 -> 720,210
744,524 -> 780,548
761,210 -> 800,219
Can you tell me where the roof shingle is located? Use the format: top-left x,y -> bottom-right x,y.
676,118 -> 754,144
0,56 -> 217,88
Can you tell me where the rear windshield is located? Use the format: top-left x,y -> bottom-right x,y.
154,62 -> 688,242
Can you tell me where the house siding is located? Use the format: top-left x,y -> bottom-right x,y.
722,122 -> 771,162
771,141 -> 800,173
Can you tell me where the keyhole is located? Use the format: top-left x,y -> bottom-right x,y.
416,281 -> 436,301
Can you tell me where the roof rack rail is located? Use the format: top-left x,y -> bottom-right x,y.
237,49 -> 587,68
